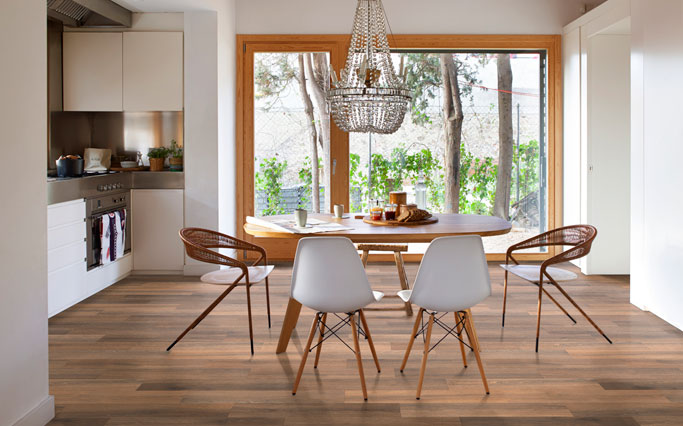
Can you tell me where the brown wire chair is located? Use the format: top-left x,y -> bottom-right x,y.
500,225 -> 612,352
168,228 -> 273,355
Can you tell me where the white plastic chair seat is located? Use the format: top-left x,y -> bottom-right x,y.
397,289 -> 411,303
200,265 -> 274,285
499,264 -> 577,283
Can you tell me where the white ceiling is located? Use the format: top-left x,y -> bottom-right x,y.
113,0 -> 608,14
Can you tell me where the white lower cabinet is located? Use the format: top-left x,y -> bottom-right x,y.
131,189 -> 185,272
47,199 -> 87,317
47,198 -> 133,318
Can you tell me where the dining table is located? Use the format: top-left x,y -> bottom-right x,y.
243,213 -> 512,353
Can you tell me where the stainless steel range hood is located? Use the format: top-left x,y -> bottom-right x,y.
47,0 -> 132,28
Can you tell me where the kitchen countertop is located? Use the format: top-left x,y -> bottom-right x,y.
47,171 -> 184,205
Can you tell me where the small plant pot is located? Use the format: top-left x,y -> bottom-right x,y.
169,157 -> 183,171
149,157 -> 165,171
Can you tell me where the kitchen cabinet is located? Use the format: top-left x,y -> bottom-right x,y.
123,32 -> 184,111
63,32 -> 123,111
48,199 -> 86,317
131,189 -> 184,272
63,31 -> 183,112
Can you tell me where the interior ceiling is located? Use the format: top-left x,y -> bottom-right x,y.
113,0 -> 610,14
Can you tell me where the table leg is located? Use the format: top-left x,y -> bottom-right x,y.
276,297 -> 302,354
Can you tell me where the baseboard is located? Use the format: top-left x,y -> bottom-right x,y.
183,264 -> 219,276
13,395 -> 54,426
131,270 -> 184,276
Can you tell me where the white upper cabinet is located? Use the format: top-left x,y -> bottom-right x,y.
123,32 -> 184,111
63,32 -> 123,111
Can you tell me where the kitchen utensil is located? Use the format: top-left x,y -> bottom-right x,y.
56,157 -> 84,177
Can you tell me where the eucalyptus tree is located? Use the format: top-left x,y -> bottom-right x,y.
493,53 -> 514,220
254,53 -> 327,213
403,53 -> 482,213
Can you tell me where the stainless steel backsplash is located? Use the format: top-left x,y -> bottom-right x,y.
49,111 -> 183,169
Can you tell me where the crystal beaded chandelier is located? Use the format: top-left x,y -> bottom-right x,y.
328,0 -> 412,134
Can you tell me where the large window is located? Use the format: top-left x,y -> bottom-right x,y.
349,51 -> 548,253
237,35 -> 561,260
253,52 -> 330,216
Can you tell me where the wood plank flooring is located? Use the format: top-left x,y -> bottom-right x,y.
48,263 -> 683,425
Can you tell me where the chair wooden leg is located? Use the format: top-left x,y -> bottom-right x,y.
313,313 -> 327,369
265,277 -> 271,329
454,312 -> 467,368
246,283 -> 255,355
401,308 -> 423,372
465,308 -> 481,352
394,251 -> 413,316
502,269 -> 509,327
535,280 -> 544,352
292,313 -> 320,396
551,281 -> 613,344
358,309 -> 381,373
463,311 -> 490,395
416,313 -> 434,400
166,284 -> 237,351
361,250 -> 369,267
350,312 -> 368,401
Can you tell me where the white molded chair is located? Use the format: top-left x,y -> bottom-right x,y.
398,236 -> 491,399
290,237 -> 383,401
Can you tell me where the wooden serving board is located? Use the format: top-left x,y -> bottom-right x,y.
109,166 -> 150,172
363,215 -> 439,226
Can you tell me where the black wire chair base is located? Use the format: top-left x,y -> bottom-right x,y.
413,310 -> 474,353
309,310 -> 367,355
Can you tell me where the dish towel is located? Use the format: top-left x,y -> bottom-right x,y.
114,209 -> 126,260
98,209 -> 127,266
100,214 -> 113,265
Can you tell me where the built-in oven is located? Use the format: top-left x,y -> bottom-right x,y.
86,189 -> 131,270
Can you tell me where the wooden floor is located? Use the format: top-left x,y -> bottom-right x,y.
48,263 -> 683,425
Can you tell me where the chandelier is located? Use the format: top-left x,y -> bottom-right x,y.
328,0 -> 412,134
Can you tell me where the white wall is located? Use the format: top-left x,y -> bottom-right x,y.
217,0 -> 237,241
0,1 -> 54,425
630,0 -> 683,331
184,10 -> 220,274
182,1 -> 236,275
236,0 -> 603,34
563,27 -> 582,233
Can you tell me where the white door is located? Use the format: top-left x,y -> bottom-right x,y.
585,29 -> 631,274
63,32 -> 123,111
123,32 -> 184,111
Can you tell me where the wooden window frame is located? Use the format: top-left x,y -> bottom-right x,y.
236,34 -> 562,262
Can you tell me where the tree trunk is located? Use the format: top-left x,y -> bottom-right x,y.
440,54 -> 464,213
297,54 -> 320,213
305,53 -> 332,213
493,53 -> 513,219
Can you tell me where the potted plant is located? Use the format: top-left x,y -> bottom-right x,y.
168,139 -> 183,171
148,147 -> 168,171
